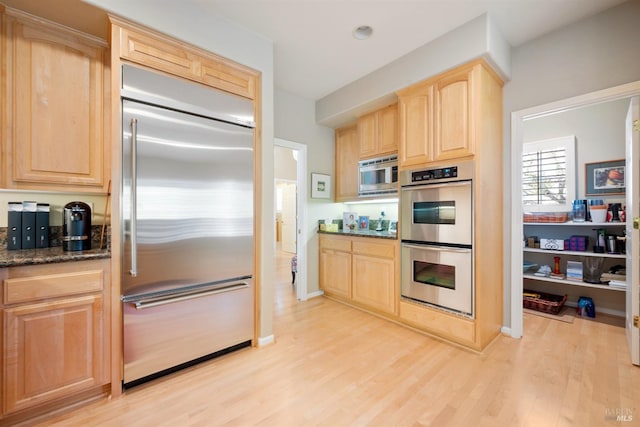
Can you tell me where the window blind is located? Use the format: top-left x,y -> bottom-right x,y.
522,147 -> 567,206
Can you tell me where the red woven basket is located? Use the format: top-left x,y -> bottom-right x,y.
523,290 -> 568,315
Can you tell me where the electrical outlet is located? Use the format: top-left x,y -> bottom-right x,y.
88,202 -> 94,221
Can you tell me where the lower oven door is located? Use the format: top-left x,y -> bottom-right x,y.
401,242 -> 473,317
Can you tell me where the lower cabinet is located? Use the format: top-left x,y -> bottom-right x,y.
319,239 -> 352,299
1,259 -> 110,422
352,242 -> 396,314
319,234 -> 398,315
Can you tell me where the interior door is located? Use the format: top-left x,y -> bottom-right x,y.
625,96 -> 639,365
281,183 -> 297,254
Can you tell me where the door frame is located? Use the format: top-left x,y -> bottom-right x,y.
510,80 -> 640,339
274,138 -> 308,301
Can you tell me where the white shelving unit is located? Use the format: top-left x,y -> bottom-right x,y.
522,273 -> 625,292
523,221 -> 627,293
523,247 -> 625,259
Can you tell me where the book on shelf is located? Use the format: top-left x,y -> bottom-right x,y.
608,280 -> 628,289
600,272 -> 627,282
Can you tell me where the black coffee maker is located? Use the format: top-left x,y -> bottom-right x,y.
63,201 -> 91,251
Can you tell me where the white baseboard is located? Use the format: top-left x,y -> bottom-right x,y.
306,290 -> 324,299
501,326 -> 514,337
257,335 -> 274,347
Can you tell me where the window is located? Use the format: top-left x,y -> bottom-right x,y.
522,136 -> 576,212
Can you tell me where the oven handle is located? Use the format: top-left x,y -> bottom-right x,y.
401,243 -> 472,253
401,180 -> 470,191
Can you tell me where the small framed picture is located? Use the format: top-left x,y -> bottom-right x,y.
585,159 -> 625,195
358,216 -> 369,230
311,173 -> 331,199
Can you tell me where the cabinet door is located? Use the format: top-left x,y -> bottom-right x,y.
118,26 -> 196,80
377,104 -> 398,156
3,294 -> 105,414
320,249 -> 351,299
335,125 -> 359,201
4,16 -> 107,191
357,111 -> 378,159
352,254 -> 395,314
434,66 -> 474,161
398,87 -> 433,168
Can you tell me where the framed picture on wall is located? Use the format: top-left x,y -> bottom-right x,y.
585,159 -> 625,195
311,173 -> 331,199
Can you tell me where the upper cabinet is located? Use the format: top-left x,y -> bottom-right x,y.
334,125 -> 359,202
434,66 -> 473,161
113,17 -> 258,100
1,8 -> 110,192
358,104 -> 398,159
398,85 -> 433,167
397,60 -> 501,169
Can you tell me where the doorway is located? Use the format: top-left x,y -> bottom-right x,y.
274,139 -> 308,301
510,80 -> 640,364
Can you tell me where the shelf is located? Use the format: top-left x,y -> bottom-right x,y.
524,221 -> 626,227
523,273 -> 626,292
523,247 -> 626,259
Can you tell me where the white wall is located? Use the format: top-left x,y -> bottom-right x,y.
274,88 -> 338,294
523,98 -> 628,200
274,146 -> 297,182
503,0 -> 640,327
83,0 -> 277,339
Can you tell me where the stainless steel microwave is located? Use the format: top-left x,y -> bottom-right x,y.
358,155 -> 398,197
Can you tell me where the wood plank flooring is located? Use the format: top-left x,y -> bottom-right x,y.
37,251 -> 639,426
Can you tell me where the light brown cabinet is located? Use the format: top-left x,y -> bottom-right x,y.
396,58 -> 504,351
319,234 -> 398,315
398,86 -> 433,167
1,259 -> 110,421
113,17 -> 257,100
397,60 -> 498,168
334,125 -> 359,202
319,235 -> 352,299
1,8 -> 109,192
352,240 -> 396,314
358,104 -> 398,159
434,66 -> 474,161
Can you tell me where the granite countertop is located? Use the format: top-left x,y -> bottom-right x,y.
0,225 -> 111,268
318,229 -> 397,240
0,246 -> 111,268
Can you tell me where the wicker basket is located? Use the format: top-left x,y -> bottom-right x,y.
523,212 -> 569,223
523,290 -> 567,315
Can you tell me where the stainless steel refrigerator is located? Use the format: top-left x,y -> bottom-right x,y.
120,65 -> 255,387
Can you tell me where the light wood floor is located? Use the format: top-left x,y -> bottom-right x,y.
39,251 -> 639,427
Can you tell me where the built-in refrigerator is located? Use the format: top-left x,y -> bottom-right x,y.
120,64 -> 255,387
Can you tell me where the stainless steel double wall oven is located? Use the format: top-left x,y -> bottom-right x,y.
400,161 -> 474,317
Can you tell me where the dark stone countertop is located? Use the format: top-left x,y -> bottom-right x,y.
0,246 -> 111,268
318,229 -> 397,240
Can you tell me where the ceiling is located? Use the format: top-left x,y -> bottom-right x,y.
3,0 -> 628,101
182,0 -> 626,100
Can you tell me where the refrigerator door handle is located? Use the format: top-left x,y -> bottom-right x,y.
130,117 -> 138,277
130,282 -> 250,310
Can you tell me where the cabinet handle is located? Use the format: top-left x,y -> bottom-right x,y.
130,118 -> 138,277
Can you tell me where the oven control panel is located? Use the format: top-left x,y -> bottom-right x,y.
410,166 -> 458,183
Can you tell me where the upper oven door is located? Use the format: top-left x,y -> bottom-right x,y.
401,180 -> 472,246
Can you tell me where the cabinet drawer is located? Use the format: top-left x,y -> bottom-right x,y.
3,270 -> 104,305
319,235 -> 352,252
352,240 -> 395,259
400,300 -> 475,346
